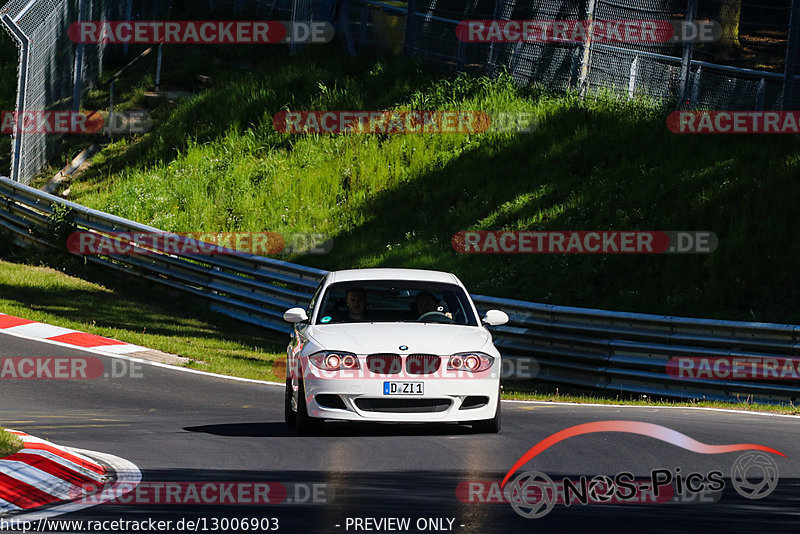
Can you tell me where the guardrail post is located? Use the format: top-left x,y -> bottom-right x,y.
404,0 -> 418,55
782,0 -> 800,109
677,0 -> 699,107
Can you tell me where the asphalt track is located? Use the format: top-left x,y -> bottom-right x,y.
1,330 -> 799,533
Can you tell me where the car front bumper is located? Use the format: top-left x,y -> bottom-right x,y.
298,373 -> 500,423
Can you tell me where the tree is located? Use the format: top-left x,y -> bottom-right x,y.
716,0 -> 742,58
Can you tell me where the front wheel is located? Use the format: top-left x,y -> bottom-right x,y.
284,378 -> 296,428
295,379 -> 325,436
472,386 -> 501,433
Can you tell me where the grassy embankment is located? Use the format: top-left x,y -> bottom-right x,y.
53,45 -> 800,324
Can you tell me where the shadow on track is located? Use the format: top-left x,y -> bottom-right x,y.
183,421 -> 480,438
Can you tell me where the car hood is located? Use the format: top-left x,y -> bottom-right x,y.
304,323 -> 492,355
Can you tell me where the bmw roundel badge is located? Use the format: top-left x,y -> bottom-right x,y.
399,345 -> 409,351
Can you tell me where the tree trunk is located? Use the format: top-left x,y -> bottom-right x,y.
716,0 -> 742,59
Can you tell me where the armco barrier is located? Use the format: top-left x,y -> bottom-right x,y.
1,176 -> 799,404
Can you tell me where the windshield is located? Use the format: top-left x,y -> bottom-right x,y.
315,280 -> 478,326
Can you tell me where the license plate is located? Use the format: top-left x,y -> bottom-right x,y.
383,381 -> 424,395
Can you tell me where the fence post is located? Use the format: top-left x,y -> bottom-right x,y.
568,47 -> 582,90
108,80 -> 115,142
578,0 -> 597,96
358,2 -> 370,48
690,66 -> 702,107
404,0 -> 418,55
628,55 -> 640,99
0,14 -> 28,182
71,0 -> 86,112
457,39 -> 466,70
755,77 -> 766,110
122,0 -> 133,56
488,0 -> 507,72
339,0 -> 356,56
782,0 -> 800,110
677,0 -> 699,107
155,42 -> 163,91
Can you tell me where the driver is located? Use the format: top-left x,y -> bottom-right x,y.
345,287 -> 368,321
415,292 -> 452,320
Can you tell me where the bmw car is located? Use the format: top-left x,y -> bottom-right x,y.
282,268 -> 509,435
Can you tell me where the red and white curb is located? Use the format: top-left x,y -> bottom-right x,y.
0,430 -> 140,520
0,313 -> 147,356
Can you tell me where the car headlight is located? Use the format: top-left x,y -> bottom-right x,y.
309,351 -> 360,371
447,352 -> 494,372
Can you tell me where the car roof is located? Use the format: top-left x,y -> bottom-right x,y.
327,268 -> 460,285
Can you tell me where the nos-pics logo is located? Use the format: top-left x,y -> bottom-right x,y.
500,421 -> 783,519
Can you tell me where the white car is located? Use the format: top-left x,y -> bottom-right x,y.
282,268 -> 509,435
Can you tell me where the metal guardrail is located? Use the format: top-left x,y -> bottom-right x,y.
1,175 -> 799,404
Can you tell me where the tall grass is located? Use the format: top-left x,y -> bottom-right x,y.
68,46 -> 800,323
0,427 -> 22,458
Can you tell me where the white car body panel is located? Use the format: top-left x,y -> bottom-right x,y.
286,268 -> 502,425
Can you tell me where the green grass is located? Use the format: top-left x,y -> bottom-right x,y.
0,258 -> 288,382
0,427 -> 23,458
501,386 -> 800,415
57,45 -> 800,324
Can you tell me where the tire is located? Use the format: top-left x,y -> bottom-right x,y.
472,386 -> 501,434
284,378 -> 296,429
295,379 -> 324,436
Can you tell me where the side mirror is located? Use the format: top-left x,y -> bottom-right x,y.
482,309 -> 509,326
283,307 -> 309,324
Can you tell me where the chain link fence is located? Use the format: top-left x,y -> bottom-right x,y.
2,0 -> 797,183
341,0 -> 800,111
0,0 -> 169,183
0,0 -> 326,184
